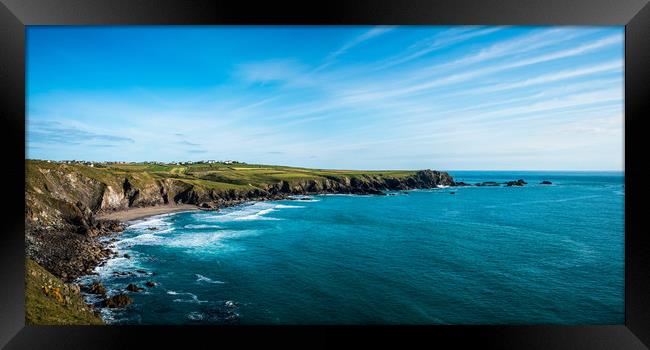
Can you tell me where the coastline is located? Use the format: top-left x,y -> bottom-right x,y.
25,162 -> 457,324
96,204 -> 201,223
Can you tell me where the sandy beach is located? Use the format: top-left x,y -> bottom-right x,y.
96,204 -> 200,222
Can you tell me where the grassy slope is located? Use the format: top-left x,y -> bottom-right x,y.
25,258 -> 103,325
27,160 -> 417,192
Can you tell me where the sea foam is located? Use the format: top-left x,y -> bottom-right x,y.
196,274 -> 225,284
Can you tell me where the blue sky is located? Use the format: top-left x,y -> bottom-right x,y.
26,26 -> 624,170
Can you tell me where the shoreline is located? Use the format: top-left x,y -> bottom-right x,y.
96,204 -> 201,223
76,179 -> 543,324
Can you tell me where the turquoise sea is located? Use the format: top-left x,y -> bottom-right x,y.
80,171 -> 625,325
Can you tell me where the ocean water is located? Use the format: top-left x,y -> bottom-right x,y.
80,171 -> 625,325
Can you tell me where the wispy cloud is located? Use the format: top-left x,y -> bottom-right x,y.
236,59 -> 309,85
177,140 -> 201,147
371,26 -> 504,71
28,120 -> 134,146
314,26 -> 395,72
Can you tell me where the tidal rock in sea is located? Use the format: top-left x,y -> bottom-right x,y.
145,281 -> 156,288
147,227 -> 159,231
450,192 -> 456,195
454,182 -> 470,186
86,281 -> 107,295
123,253 -> 131,259
103,294 -> 133,308
505,179 -> 527,187
125,283 -> 144,292
476,181 -> 500,187
112,271 -> 134,277
540,180 -> 552,185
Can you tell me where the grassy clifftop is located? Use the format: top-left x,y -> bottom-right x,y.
27,160 -> 419,191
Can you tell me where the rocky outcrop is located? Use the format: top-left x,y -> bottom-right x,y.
26,230 -> 115,282
86,281 -> 107,296
263,170 -> 454,197
505,179 -> 527,187
540,180 -> 552,185
125,283 -> 144,292
476,181 -> 500,187
102,294 -> 133,308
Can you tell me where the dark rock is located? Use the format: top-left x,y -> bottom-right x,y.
454,182 -> 470,186
450,192 -> 456,195
112,271 -> 134,277
505,179 -> 527,187
103,294 -> 132,308
86,281 -> 106,295
136,269 -> 148,274
123,253 -> 130,259
145,281 -> 156,288
540,180 -> 552,185
125,283 -> 144,292
476,181 -> 500,187
200,202 -> 213,209
147,227 -> 158,231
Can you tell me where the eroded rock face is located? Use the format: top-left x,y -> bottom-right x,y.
264,170 -> 454,196
86,281 -> 107,295
26,230 -> 114,282
101,185 -> 126,210
103,294 -> 133,308
27,163 -> 455,231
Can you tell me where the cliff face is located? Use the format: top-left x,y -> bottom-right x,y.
26,161 -> 454,233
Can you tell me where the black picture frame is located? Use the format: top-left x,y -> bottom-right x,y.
1,0 -> 649,348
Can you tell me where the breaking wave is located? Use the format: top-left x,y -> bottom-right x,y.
196,274 -> 225,284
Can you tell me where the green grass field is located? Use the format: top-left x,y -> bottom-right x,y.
27,160 -> 418,192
